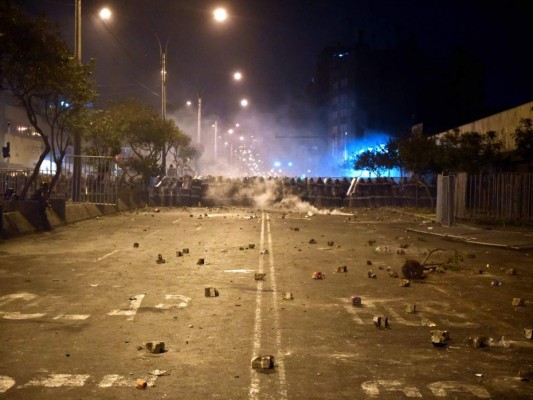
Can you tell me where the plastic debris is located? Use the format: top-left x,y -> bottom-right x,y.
367,270 -> 376,279
512,298 -> 525,306
135,379 -> 147,389
524,328 -> 533,340
149,370 -> 170,376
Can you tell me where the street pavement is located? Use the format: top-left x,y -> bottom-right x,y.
0,206 -> 532,399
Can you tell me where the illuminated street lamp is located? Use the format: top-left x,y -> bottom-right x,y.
240,98 -> 249,108
233,71 -> 242,81
213,7 -> 228,22
99,7 -> 111,20
212,121 -> 218,161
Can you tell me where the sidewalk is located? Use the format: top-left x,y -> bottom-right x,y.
406,224 -> 533,250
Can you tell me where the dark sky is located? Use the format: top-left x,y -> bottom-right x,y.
13,0 -> 533,123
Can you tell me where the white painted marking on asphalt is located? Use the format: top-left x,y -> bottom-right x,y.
107,294 -> 145,320
361,380 -> 422,397
53,314 -> 90,320
0,292 -> 38,307
172,219 -> 181,224
249,213 -> 266,400
1,311 -> 46,320
22,374 -> 90,388
155,294 -> 191,309
146,229 -> 161,236
0,376 -> 15,393
427,381 -> 491,398
223,269 -> 255,273
96,249 -> 120,262
266,213 -> 288,400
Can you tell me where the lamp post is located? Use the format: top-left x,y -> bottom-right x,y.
157,35 -> 169,173
212,121 -> 218,161
72,0 -> 82,201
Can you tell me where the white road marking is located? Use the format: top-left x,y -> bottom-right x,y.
266,213 -> 288,399
155,294 -> 191,309
0,376 -> 15,393
0,292 -> 38,307
224,269 -> 255,273
22,374 -> 90,388
53,314 -> 90,320
249,213 -> 266,399
107,294 -> 145,320
172,219 -> 181,224
427,381 -> 491,398
96,249 -> 120,262
1,311 -> 46,320
361,380 -> 422,397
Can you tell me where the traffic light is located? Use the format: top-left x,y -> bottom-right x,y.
2,142 -> 10,158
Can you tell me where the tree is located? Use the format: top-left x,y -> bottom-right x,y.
0,1 -> 96,198
398,133 -> 440,177
513,118 -> 533,168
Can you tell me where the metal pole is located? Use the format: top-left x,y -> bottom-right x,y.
197,97 -> 202,145
157,36 -> 169,173
72,0 -> 82,202
213,121 -> 218,161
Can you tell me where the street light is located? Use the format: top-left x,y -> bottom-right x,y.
156,35 -> 170,172
212,121 -> 218,161
99,7 -> 111,20
213,7 -> 228,22
233,71 -> 242,81
240,98 -> 249,107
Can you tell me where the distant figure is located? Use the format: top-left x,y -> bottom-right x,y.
4,187 -> 17,200
33,182 -> 52,231
167,164 -> 178,177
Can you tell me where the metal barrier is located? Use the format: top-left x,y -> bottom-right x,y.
456,173 -> 533,223
0,168 -> 34,203
60,156 -> 119,205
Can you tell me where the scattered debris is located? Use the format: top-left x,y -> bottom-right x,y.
312,271 -> 324,280
374,246 -> 390,254
89,284 -> 99,287
368,240 -> 376,246
291,227 -> 300,231
506,268 -> 516,276
252,355 -> 275,370
401,259 -> 424,279
366,260 -> 372,266
249,244 -> 256,249
397,249 -> 406,255
465,336 -> 489,349
197,258 -> 205,265
367,270 -> 376,279
176,251 -> 183,257
431,330 -> 450,346
309,239 -> 317,244
399,243 -> 409,249
327,241 -> 334,247
400,279 -> 410,287
525,328 -> 533,340
144,341 -> 165,354
337,266 -> 348,273
282,292 -> 294,300
512,298 -> 525,307
254,273 -> 266,281
518,370 -> 531,381
373,316 -> 388,328
183,248 -> 189,254
133,243 -> 139,248
491,280 -> 502,286
149,369 -> 170,377
406,304 -> 416,313
156,254 -> 166,264
154,208 -> 160,213
351,296 -> 361,306
388,270 -> 399,278
135,379 -> 148,389
205,287 -> 219,297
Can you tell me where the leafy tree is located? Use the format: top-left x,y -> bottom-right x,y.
513,118 -> 533,167
81,108 -> 122,157
0,1 -> 95,198
398,133 -> 440,177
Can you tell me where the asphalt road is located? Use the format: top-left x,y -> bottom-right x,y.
0,206 -> 532,399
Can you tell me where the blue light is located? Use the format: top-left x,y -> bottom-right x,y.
288,162 -> 293,167
274,161 -> 281,168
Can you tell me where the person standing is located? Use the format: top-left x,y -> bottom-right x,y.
33,182 -> 52,231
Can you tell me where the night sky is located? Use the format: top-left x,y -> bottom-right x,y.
14,0 -> 533,116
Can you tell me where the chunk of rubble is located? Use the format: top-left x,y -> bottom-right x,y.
373,316 -> 388,328
337,266 -> 348,273
144,341 -> 165,353
309,239 -> 317,244
133,242 -> 139,248
367,270 -> 376,279
251,355 -> 275,370
351,296 -> 361,306
312,271 -> 324,280
205,287 -> 219,297
254,273 -> 266,281
282,292 -> 294,300
248,244 -> 256,249
512,298 -> 525,306
197,258 -> 205,265
400,279 -> 410,287
366,260 -> 372,266
518,370 -> 531,381
431,330 -> 450,346
388,270 -> 399,278
176,251 -> 183,257
406,304 -> 416,313
156,254 -> 166,264
261,249 -> 269,255
183,248 -> 189,254
396,249 -> 405,255
506,268 -> 516,276
465,336 -> 489,349
327,241 -> 334,247
524,328 -> 533,340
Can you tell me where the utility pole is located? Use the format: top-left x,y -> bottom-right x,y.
72,0 -> 82,201
157,36 -> 169,173
197,97 -> 202,145
213,121 -> 218,160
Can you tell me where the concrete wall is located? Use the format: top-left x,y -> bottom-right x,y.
435,101 -> 533,152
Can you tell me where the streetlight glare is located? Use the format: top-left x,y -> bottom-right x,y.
240,98 -> 249,107
99,7 -> 112,20
213,7 -> 228,22
233,71 -> 242,81
186,100 -> 192,106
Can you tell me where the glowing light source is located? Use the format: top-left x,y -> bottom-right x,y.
233,71 -> 242,81
99,7 -> 112,20
213,7 -> 228,22
240,98 -> 249,107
